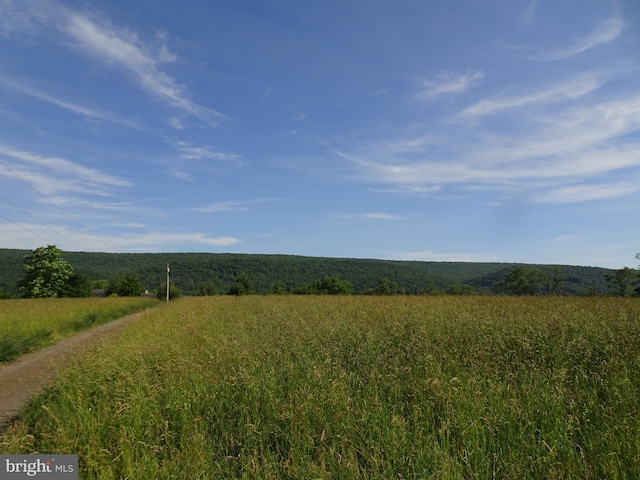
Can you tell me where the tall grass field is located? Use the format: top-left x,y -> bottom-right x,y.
1,296 -> 639,479
0,297 -> 159,363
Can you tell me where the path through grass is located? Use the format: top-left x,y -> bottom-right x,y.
0,297 -> 159,363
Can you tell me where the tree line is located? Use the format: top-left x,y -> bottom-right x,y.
13,246 -> 152,299
492,261 -> 640,297
1,245 -> 633,299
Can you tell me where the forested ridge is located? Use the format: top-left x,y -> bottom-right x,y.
0,248 -> 612,296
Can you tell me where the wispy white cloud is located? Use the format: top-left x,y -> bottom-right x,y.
293,112 -> 309,122
370,88 -> 390,97
44,196 -> 156,214
333,212 -> 406,221
63,13 -> 226,124
0,143 -> 132,196
168,169 -> 192,181
0,76 -> 139,127
370,185 -> 442,196
459,71 -> 607,118
117,232 -> 240,248
339,86 -> 640,204
415,71 -> 483,101
175,141 -> 243,164
0,0 -> 226,125
533,182 -> 639,204
341,144 -> 640,192
168,117 -> 185,130
519,0 -> 539,27
0,0 -> 52,38
375,134 -> 439,155
479,94 -> 640,165
193,198 -> 275,213
534,14 -> 624,61
280,104 -> 309,123
257,229 -> 283,238
0,222 -> 239,251
543,234 -> 583,245
106,222 -> 146,228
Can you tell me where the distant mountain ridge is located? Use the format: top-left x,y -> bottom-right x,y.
0,249 -> 612,296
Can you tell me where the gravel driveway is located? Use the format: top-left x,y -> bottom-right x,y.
0,310 -> 147,430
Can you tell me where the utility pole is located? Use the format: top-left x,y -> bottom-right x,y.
166,263 -> 170,302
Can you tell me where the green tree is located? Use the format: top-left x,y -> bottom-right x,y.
292,283 -> 313,295
446,284 -> 477,296
108,274 -> 143,297
501,266 -> 543,295
605,267 -> 637,297
540,267 -> 566,295
270,280 -> 288,295
635,253 -> 640,296
60,273 -> 92,298
91,279 -> 109,290
19,245 -> 73,298
0,287 -> 12,299
371,278 -> 400,295
425,285 -> 445,295
295,276 -> 353,295
157,282 -> 183,300
197,281 -> 218,296
318,276 -> 352,295
228,272 -> 254,296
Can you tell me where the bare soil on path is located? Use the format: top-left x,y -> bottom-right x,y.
0,310 -> 148,431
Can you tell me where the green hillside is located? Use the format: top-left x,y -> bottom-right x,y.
0,248 -> 612,297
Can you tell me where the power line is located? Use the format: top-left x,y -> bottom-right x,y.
0,194 -> 86,250
0,211 -> 51,245
0,157 -> 118,252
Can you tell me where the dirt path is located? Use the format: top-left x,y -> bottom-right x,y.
0,310 -> 149,430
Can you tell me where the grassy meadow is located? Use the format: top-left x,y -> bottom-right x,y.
0,297 -> 159,363
1,296 -> 639,479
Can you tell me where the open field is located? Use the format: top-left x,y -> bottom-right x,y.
0,297 -> 159,363
1,296 -> 639,479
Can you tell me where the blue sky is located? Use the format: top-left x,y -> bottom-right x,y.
1,0 -> 639,268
